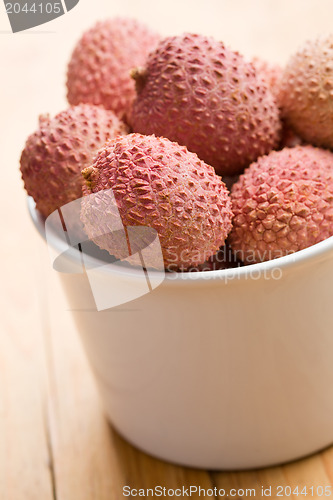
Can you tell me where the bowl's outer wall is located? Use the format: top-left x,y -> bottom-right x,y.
59,255 -> 333,469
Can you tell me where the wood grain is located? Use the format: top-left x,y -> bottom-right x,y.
2,0 -> 333,498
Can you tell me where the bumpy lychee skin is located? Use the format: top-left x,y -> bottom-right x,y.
20,104 -> 128,218
81,134 -> 233,270
130,34 -> 281,176
251,57 -> 282,99
229,146 -> 333,264
66,18 -> 160,119
279,35 -> 333,149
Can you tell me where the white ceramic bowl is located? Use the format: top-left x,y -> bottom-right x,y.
28,197 -> 333,470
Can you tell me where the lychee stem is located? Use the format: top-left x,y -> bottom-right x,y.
130,67 -> 148,93
82,166 -> 95,189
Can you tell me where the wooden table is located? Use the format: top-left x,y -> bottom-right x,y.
2,0 -> 333,498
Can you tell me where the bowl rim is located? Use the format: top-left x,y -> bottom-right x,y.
28,196 -> 333,286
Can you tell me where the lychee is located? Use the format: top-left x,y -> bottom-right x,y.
66,18 -> 160,120
80,134 -> 233,270
229,146 -> 333,263
279,35 -> 333,149
129,33 -> 281,176
20,104 -> 128,218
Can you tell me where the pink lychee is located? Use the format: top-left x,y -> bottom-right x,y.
81,133 -> 233,270
67,18 -> 160,120
229,146 -> 333,263
20,104 -> 128,218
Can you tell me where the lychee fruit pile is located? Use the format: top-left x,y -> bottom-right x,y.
20,19 -> 333,271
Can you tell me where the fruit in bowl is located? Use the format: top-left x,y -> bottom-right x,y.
66,18 -> 160,120
129,33 -> 281,176
20,18 -> 333,271
20,104 -> 128,218
80,133 -> 233,271
279,34 -> 333,150
229,146 -> 333,264
21,16 -> 333,473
